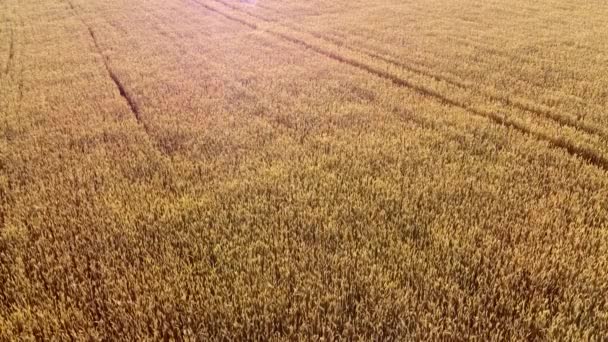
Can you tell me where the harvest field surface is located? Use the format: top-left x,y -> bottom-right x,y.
1,0 -> 608,339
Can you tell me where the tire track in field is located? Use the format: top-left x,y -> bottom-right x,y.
65,0 -> 147,132
1,10 -> 24,232
4,24 -> 14,75
324,31 -> 608,140
140,2 -> 440,142
251,1 -> 608,140
212,0 -> 608,142
191,0 -> 256,29
213,0 -> 468,90
14,17 -> 24,116
370,32 -> 608,139
190,0 -> 608,172
212,1 -> 499,89
2,7 -> 24,114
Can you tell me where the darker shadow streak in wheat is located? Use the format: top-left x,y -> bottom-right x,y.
66,0 -> 148,132
191,0 -> 256,29
213,0 -> 469,90
4,26 -> 14,75
191,0 -> 608,172
211,0 -> 608,142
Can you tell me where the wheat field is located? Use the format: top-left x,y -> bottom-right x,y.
1,0 -> 607,340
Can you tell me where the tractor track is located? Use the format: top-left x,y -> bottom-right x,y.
191,0 -> 255,29
2,8 -> 24,115
190,0 -> 608,172
212,0 -> 469,91
316,31 -> 608,140
357,27 -> 608,138
4,25 -> 14,75
210,0 -> 608,142
65,0 -> 148,133
15,18 -> 23,116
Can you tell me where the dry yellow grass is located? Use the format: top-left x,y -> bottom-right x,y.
1,0 -> 608,340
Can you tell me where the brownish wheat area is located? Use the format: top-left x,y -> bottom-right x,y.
1,0 -> 608,340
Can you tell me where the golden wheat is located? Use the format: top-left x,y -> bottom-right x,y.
1,0 -> 607,340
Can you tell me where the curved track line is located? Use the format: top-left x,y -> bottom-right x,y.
85,26 -> 142,122
4,25 -> 14,75
215,0 -> 468,89
65,0 -> 148,133
190,0 -> 608,172
14,18 -> 24,116
210,0 -> 608,141
192,0 -> 256,29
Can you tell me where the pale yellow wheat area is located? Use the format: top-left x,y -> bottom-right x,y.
1,0 -> 607,340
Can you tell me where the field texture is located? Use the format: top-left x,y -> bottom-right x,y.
1,0 -> 608,339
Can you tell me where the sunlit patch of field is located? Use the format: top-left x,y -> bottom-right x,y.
1,0 -> 607,339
